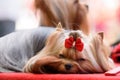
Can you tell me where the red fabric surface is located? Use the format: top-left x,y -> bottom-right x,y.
0,73 -> 120,80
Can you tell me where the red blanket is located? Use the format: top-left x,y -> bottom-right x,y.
0,72 -> 120,80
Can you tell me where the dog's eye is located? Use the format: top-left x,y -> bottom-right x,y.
59,54 -> 65,58
77,58 -> 86,61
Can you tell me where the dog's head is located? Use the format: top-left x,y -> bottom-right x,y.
24,23 -> 115,73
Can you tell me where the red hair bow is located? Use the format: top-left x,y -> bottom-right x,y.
65,36 -> 84,51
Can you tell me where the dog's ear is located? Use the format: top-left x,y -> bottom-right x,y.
98,32 -> 104,40
56,22 -> 63,31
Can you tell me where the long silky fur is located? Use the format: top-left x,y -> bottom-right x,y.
81,33 -> 115,73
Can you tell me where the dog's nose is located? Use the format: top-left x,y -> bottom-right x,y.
65,64 -> 72,70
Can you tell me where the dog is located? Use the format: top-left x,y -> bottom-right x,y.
23,23 -> 115,74
34,0 -> 89,35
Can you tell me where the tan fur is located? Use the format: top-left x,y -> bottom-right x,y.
23,24 -> 115,73
34,0 -> 89,35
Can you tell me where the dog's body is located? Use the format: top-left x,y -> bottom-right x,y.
0,24 -> 114,73
23,24 -> 115,73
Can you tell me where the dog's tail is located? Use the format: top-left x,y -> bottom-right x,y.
34,0 -> 89,35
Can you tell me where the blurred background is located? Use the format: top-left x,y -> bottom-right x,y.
0,0 -> 120,45
0,0 -> 38,37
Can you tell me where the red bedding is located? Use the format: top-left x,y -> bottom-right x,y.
0,72 -> 120,80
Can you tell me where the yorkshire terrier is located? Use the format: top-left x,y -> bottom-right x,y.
23,23 -> 115,73
34,0 -> 89,35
